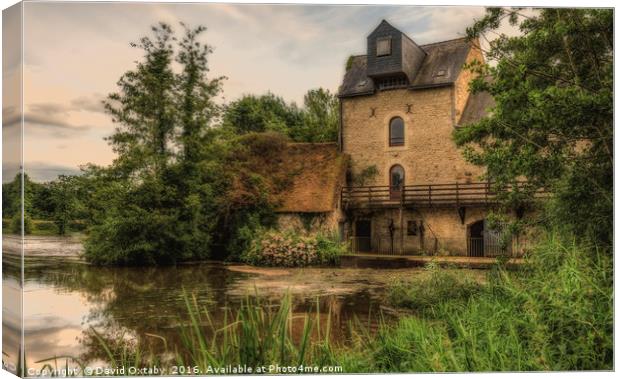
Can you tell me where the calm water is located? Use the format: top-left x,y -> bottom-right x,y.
2,235 -> 483,374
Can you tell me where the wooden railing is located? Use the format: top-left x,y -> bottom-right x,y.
341,181 -> 546,209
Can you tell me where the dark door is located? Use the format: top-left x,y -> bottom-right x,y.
355,220 -> 371,252
468,220 -> 484,257
390,165 -> 404,200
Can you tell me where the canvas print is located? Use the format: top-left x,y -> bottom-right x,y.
2,1 -> 614,376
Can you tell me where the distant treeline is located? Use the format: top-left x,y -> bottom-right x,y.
2,173 -> 88,235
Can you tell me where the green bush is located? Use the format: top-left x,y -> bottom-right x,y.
10,213 -> 32,235
68,220 -> 88,232
242,230 -> 345,267
33,219 -> 58,234
388,263 -> 480,314
314,233 -> 347,265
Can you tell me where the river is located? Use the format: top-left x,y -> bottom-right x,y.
2,235 -> 484,374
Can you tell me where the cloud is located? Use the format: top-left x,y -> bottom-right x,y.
70,94 -> 107,114
21,162 -> 81,183
25,113 -> 90,131
29,103 -> 71,117
29,94 -> 106,117
3,104 -> 94,140
16,94 -> 107,136
3,106 -> 19,127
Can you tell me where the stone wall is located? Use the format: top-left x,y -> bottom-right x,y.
348,208 -> 529,257
341,86 -> 485,187
454,41 -> 484,123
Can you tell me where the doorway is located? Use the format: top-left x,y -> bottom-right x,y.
355,219 -> 372,252
468,220 -> 484,257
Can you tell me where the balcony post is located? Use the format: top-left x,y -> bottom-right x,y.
486,180 -> 489,204
456,182 -> 459,206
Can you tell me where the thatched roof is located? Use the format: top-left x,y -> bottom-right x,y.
275,143 -> 348,213
339,37 -> 472,97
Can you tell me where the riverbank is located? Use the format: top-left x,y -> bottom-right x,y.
342,253 -> 524,269
4,233 -> 520,269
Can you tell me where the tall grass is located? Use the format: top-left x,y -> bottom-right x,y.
79,292 -> 345,375
174,292 -> 338,370
388,262 -> 481,315
375,232 -> 613,372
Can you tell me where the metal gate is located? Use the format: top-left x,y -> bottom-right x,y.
483,220 -> 512,257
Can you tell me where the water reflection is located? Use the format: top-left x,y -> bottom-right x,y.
4,237 -> 458,372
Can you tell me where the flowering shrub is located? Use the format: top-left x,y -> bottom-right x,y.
241,230 -> 345,267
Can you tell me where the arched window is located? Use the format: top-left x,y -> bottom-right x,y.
389,117 -> 404,146
389,165 -> 405,200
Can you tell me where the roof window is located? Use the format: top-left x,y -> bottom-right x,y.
376,37 -> 392,56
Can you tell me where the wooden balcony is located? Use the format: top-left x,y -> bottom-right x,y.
341,181 -> 545,209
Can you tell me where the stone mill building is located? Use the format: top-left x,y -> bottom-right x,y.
335,20 -> 511,257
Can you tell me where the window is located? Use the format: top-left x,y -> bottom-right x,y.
389,117 -> 404,146
407,220 -> 418,236
376,37 -> 391,56
389,165 -> 405,200
377,76 -> 408,90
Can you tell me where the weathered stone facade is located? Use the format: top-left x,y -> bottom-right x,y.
338,21 -> 519,257
341,85 -> 484,187
349,208 -> 530,256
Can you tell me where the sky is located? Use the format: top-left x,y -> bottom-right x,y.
4,1 -> 498,182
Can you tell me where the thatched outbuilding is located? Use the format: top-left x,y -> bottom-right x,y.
273,143 -> 348,236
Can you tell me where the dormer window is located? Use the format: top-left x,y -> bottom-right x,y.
377,75 -> 408,90
376,36 -> 391,56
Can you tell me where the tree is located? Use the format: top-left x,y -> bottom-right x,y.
222,93 -> 303,135
48,175 -> 81,236
454,8 -> 612,246
104,23 -> 177,178
86,23 -> 225,265
176,23 -> 225,164
222,88 -> 340,143
294,88 -> 339,142
2,173 -> 47,220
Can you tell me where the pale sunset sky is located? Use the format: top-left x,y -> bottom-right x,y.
4,1 -> 512,182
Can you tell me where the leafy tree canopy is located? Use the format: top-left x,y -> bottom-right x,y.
223,88 -> 339,143
455,8 -> 612,246
222,93 -> 303,135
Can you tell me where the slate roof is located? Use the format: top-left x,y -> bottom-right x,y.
339,37 -> 473,97
458,89 -> 496,126
275,143 -> 348,213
